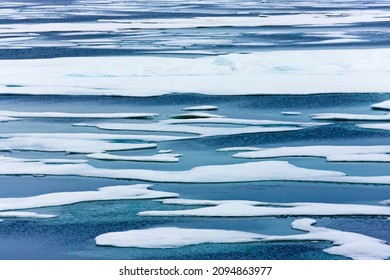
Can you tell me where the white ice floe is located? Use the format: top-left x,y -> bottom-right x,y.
311,113 -> 390,121
0,116 -> 18,122
229,145 -> 390,162
281,111 -> 302,115
157,150 -> 173,154
271,218 -> 390,260
1,49 -> 390,96
95,227 -> 262,248
0,110 -> 158,119
74,121 -> 304,138
0,134 -> 157,154
87,152 -> 181,163
358,123 -> 390,131
182,105 -> 218,111
95,218 -> 390,259
140,199 -> 390,217
0,184 -> 178,212
371,100 -> 390,110
170,112 -> 225,119
0,211 -> 56,219
327,154 -> 390,162
1,155 -> 389,185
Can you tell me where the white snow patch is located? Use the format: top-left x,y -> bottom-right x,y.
170,112 -> 225,119
0,116 -> 19,122
0,184 -> 178,212
327,153 -> 390,162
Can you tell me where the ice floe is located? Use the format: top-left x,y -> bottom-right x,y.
311,113 -> 390,121
87,152 -> 181,163
1,49 -> 390,96
0,110 -> 158,119
95,218 -> 390,259
0,133 -> 159,154
0,116 -> 18,122
182,105 -> 218,111
227,145 -> 390,162
0,211 -> 56,219
95,227 -> 262,248
0,184 -> 178,212
140,199 -> 390,217
74,121 -> 304,138
169,112 -> 224,119
281,111 -> 302,115
358,123 -> 390,131
371,100 -> 390,110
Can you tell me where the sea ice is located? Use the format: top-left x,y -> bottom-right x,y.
182,105 -> 218,111
0,110 -> 158,119
87,152 -> 181,163
311,113 -> 390,121
0,184 -> 178,212
139,199 -> 390,217
95,218 -> 390,259
357,123 -> 390,131
371,100 -> 390,110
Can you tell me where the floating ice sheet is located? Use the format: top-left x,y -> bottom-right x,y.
0,110 -> 158,119
182,105 -> 218,111
1,156 -> 390,184
358,123 -> 390,131
0,134 -> 157,154
227,145 -> 390,163
372,100 -> 390,110
95,218 -> 390,259
87,152 -> 181,163
0,211 -> 56,219
0,184 -> 178,212
140,198 -> 390,217
1,49 -> 390,96
311,113 -> 390,121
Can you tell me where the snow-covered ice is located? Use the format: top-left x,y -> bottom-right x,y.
1,49 -> 390,96
87,152 -> 181,163
139,198 -> 390,217
0,110 -> 158,119
311,113 -> 390,121
182,105 -> 218,111
95,218 -> 390,259
371,100 -> 390,110
358,123 -> 390,131
0,184 -> 178,212
228,145 -> 390,162
0,211 -> 56,219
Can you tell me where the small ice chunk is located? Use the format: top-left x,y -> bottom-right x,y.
157,150 -> 173,154
87,153 -> 181,163
311,113 -> 390,121
170,112 -> 224,119
0,211 -> 56,219
0,110 -> 158,119
357,123 -> 390,131
182,105 -> 218,111
371,100 -> 390,110
281,111 -> 302,115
